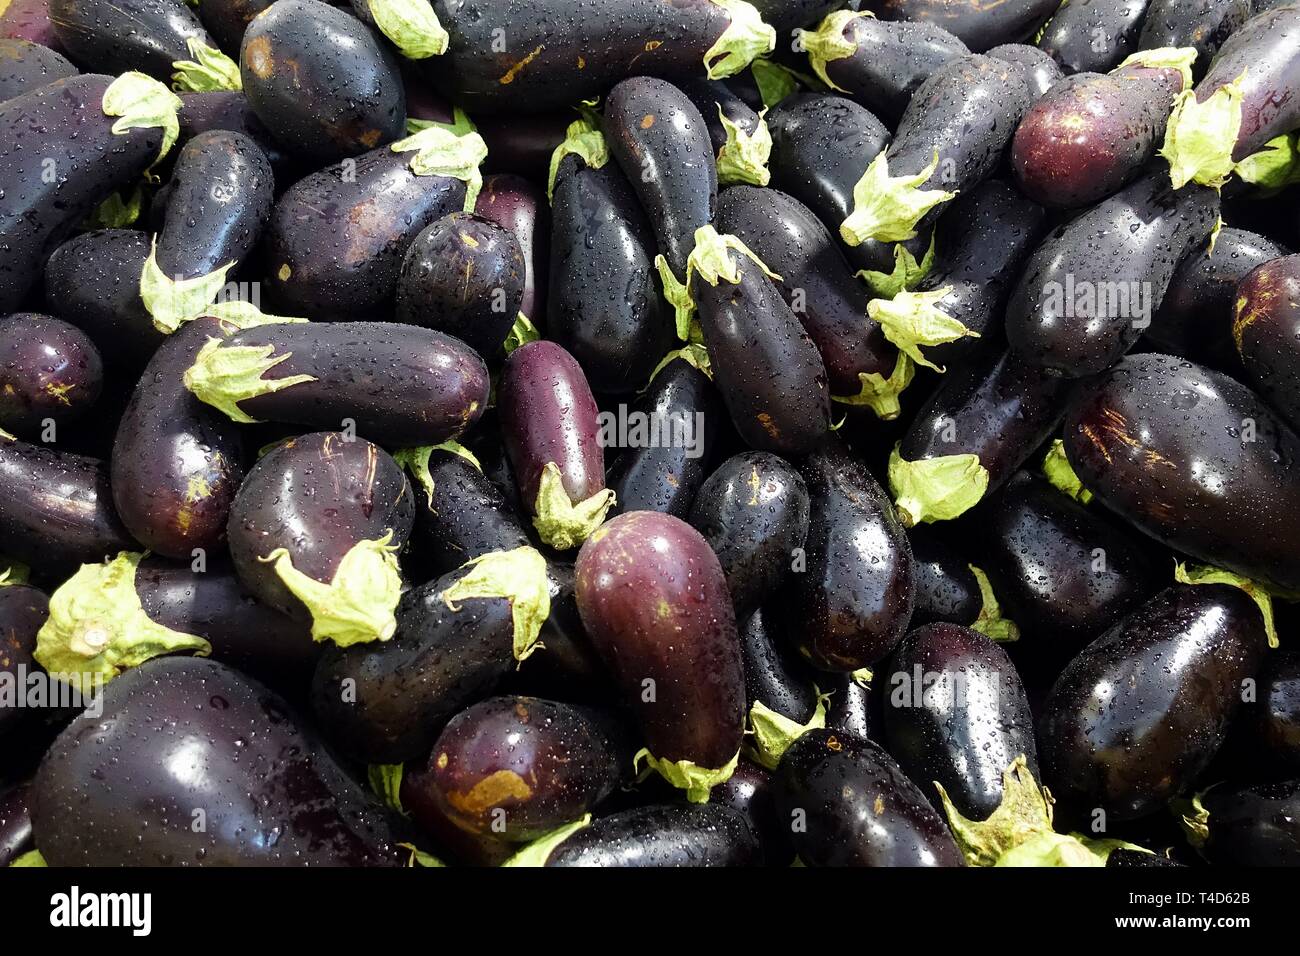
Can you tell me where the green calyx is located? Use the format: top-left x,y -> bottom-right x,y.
183,336 -> 317,424
34,552 -> 212,695
887,445 -> 990,526
634,747 -> 740,803
936,754 -> 1054,866
393,440 -> 483,507
656,256 -> 700,342
504,312 -> 541,353
0,428 -> 15,442
1235,133 -> 1300,192
1175,790 -> 1211,850
1173,561 -> 1278,648
867,286 -> 978,372
994,831 -> 1151,867
368,763 -> 406,813
858,233 -> 936,299
1042,438 -> 1093,503
746,689 -> 829,771
9,850 -> 47,867
851,667 -> 873,688
842,151 -> 956,245
532,462 -> 616,550
202,299 -> 310,330
398,842 -> 447,867
500,815 -> 592,867
831,352 -> 915,421
171,37 -> 242,92
140,238 -> 237,334
646,343 -> 713,388
547,117 -> 608,201
367,0 -> 448,59
260,533 -> 403,647
704,0 -> 776,80
390,126 -> 489,211
716,106 -> 772,187
0,560 -> 30,586
102,71 -> 183,165
801,9 -> 868,92
1114,46 -> 1197,91
687,224 -> 781,287
1160,70 -> 1247,189
84,187 -> 143,230
969,565 -> 1020,643
406,106 -> 477,137
750,57 -> 800,109
440,546 -> 551,661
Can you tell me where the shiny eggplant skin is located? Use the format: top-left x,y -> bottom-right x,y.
49,0 -> 211,81
396,212 -> 523,358
883,623 -> 1039,820
0,37 -> 74,102
1,0 -> 62,50
1063,353 -> 1300,595
33,657 -> 402,866
783,443 -> 914,672
907,524 -> 981,627
0,584 -> 46,737
775,728 -> 964,866
475,174 -> 548,327
1037,0 -> 1152,74
546,803 -> 762,867
227,432 -> 415,624
1233,254 -> 1300,433
239,0 -> 404,163
0,784 -> 34,865
986,43 -> 1064,96
575,511 -> 746,768
688,451 -> 810,618
310,565 -> 517,763
677,77 -> 766,175
826,671 -> 881,741
753,0 -> 851,31
111,318 -> 243,559
1006,172 -> 1221,377
0,312 -> 102,435
177,90 -> 291,176
547,155 -> 671,394
423,695 -> 624,841
711,758 -> 793,865
1195,780 -> 1300,865
604,76 -> 717,279
1039,584 -> 1265,820
606,357 -> 723,519
740,607 -> 819,722
866,0 -> 1058,51
1137,0 -> 1254,76
197,0 -> 272,56
1251,651 -> 1300,774
205,322 -> 489,447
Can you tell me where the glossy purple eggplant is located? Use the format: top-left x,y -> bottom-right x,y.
907,524 -> 981,627
49,0 -> 223,84
866,0 -> 1058,51
0,583 -> 46,737
1138,0 -> 1253,76
1189,780 -> 1300,865
0,37 -> 73,101
1037,0 -> 1152,74
475,173 -> 548,327
544,803 -> 762,866
0,312 -> 102,435
176,90 -> 291,176
986,42 -> 1064,96
1233,254 -> 1300,433
0,783 -> 34,864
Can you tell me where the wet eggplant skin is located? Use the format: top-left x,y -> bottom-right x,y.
1063,353 -> 1300,595
883,623 -> 1039,821
740,607 -> 819,723
545,802 -> 763,867
0,312 -> 102,435
49,0 -> 209,81
1251,652 -> 1300,775
410,449 -> 530,578
0,784 -> 34,865
776,728 -> 964,867
575,511 -> 746,768
907,524 -> 980,627
0,584 -> 47,737
867,0 -> 1059,51
198,0 -> 272,55
475,173 -> 548,330
986,43 -> 1063,96
239,0 -> 404,163
1137,0 -> 1254,76
33,657 -> 402,866
1233,254 -> 1300,434
0,37 -> 75,102
1198,780 -> 1300,865
1039,585 -> 1265,820
1037,0 -> 1152,74
711,757 -> 794,865
0,0 -> 62,52
177,90 -> 291,175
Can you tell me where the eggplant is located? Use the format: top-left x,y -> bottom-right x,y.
262,127 -> 486,321
0,73 -> 179,313
574,511 -> 746,797
1250,651 -> 1300,774
986,42 -> 1064,96
475,113 -> 569,181
543,803 -> 762,867
775,728 -> 964,866
0,37 -> 74,101
678,76 -> 773,187
33,656 -> 403,865
711,757 -> 794,865
183,321 -> 489,447
196,0 -> 272,56
1037,0 -> 1152,74
226,432 -> 415,646
753,0 -> 851,32
239,0 -> 405,163
883,622 -> 1039,820
907,524 -> 982,627
1063,353 -> 1300,595
1039,584 -> 1265,819
177,90 -> 290,176
864,0 -> 1058,51
475,173 -> 548,327
740,607 -> 820,724
396,212 -> 523,358
428,0 -> 775,113
1138,0 -> 1254,76
1232,254 -> 1300,434
0,583 -> 46,737
0,784 -> 34,865
1,0 -> 62,50
1006,171 -> 1220,377
688,451 -> 810,618
1185,780 -> 1300,865
825,671 -> 880,741
0,312 -> 102,436
782,442 -> 914,671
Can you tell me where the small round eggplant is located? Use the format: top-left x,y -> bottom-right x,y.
0,312 -> 102,435
0,583 -> 46,737
475,173 -> 548,326
1233,254 -> 1300,434
1037,0 -> 1152,74
545,803 -> 762,867
1189,780 -> 1300,865
0,37 -> 75,102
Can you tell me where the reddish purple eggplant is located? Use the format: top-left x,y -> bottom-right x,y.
1039,584 -> 1265,819
0,583 -> 46,737
0,37 -> 73,101
1037,0 -> 1153,74
987,42 -> 1064,96
1184,780 -> 1300,865
0,312 -> 102,435
1232,254 -> 1300,433
476,173 -> 548,326
1063,353 -> 1300,595
865,0 -> 1058,52
1138,0 -> 1254,76
1,0 -> 62,50
543,803 -> 762,867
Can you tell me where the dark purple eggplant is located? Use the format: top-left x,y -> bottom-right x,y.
711,757 -> 794,865
196,0 -> 271,56
754,0 -> 852,32
740,606 -> 820,723
0,312 -> 102,435
183,321 -> 489,447
177,90 -> 291,176
907,524 -> 981,627
475,173 -> 548,327
575,511 -> 745,798
347,0 -> 449,62
226,432 -> 415,646
1039,584 -> 1265,819
825,670 -> 880,741
542,803 -> 762,867
1250,651 -> 1300,774
239,0 -> 405,163
775,727 -> 964,866
865,0 -> 1058,51
33,656 -> 403,865
678,76 -> 772,187
428,0 -> 775,113
986,42 -> 1064,96
1063,353 -> 1300,595
1037,0 -> 1152,74
1,0 -> 62,51
0,37 -> 73,101
0,73 -> 179,313
0,584 -> 46,737
0,784 -> 34,865
1006,171 -> 1220,377
1233,254 -> 1300,433
1183,780 -> 1300,865
1138,0 -> 1254,76
783,442 -> 914,671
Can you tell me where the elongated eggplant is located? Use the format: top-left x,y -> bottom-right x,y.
782,442 -> 914,671
575,511 -> 745,798
688,451 -> 810,617
1,0 -> 62,50
1037,0 -> 1152,74
196,0 -> 272,56
1251,651 -> 1300,774
825,670 -> 880,740
177,90 -> 290,175
0,583 -> 46,737
1185,780 -> 1300,865
907,524 -> 981,626
0,72 -> 180,313
1039,584 -> 1264,819
1063,353 -> 1300,595
33,656 -> 402,865
1006,172 -> 1220,376
776,727 -> 963,866
1138,0 -> 1253,76
678,76 -> 773,187
986,42 -> 1063,96
476,173 -> 547,327
865,0 -> 1058,51
239,0 -> 404,163
1233,254 -> 1300,433
0,37 -> 74,101
606,355 -> 722,519
183,321 -> 489,447
0,784 -> 34,865
0,313 -> 102,435
544,803 -> 762,867
227,432 -> 415,646
428,0 -> 775,113
1012,52 -> 1193,209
